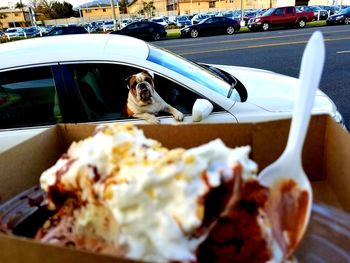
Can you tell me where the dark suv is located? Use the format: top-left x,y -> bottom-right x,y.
110,21 -> 166,41
46,26 -> 89,36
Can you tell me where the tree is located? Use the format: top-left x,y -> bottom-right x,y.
52,1 -> 77,18
33,0 -> 78,19
36,0 -> 55,19
138,1 -> 155,18
15,1 -> 25,9
0,13 -> 7,29
119,0 -> 128,14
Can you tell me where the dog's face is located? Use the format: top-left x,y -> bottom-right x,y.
128,72 -> 155,103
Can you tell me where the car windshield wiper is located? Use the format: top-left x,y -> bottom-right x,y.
196,62 -> 248,102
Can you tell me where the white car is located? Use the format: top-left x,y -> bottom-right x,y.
151,17 -> 169,27
0,34 -> 343,152
121,19 -> 132,28
102,20 -> 117,32
4,27 -> 24,39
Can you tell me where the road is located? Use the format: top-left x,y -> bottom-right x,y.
155,25 -> 350,128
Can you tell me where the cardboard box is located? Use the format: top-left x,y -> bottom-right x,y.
0,114 -> 349,262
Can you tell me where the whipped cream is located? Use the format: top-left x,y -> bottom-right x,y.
40,124 -> 259,262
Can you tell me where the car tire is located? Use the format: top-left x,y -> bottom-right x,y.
190,29 -> 199,38
152,32 -> 161,41
297,19 -> 306,28
261,22 -> 270,31
345,17 -> 350,25
226,26 -> 235,35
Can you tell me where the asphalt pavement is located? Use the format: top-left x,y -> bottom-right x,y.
155,25 -> 350,128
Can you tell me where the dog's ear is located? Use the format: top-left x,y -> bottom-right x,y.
125,75 -> 137,90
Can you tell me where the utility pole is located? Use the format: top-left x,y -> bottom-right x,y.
110,0 -> 118,31
240,0 -> 245,27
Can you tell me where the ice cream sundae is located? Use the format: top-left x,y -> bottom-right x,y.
35,123 -> 304,263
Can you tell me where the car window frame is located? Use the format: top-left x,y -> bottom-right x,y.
57,60 -> 227,123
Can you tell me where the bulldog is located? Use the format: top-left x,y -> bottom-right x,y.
124,71 -> 184,124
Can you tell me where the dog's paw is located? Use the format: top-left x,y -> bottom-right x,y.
174,111 -> 184,122
147,117 -> 160,124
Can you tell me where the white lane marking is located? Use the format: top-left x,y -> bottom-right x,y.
336,50 -> 350,54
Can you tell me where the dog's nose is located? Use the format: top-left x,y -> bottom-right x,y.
140,84 -> 148,92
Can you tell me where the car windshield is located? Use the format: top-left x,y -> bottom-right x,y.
262,8 -> 276,16
178,16 -> 189,21
339,7 -> 350,14
147,44 -> 232,99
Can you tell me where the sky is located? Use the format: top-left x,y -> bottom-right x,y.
4,0 -> 91,8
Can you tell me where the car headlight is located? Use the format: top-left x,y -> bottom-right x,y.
336,15 -> 344,20
183,27 -> 190,32
255,18 -> 261,22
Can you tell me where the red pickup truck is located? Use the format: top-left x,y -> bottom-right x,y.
247,6 -> 314,31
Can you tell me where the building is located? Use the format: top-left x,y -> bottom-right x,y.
127,0 -> 274,16
0,8 -> 31,29
80,6 -> 121,20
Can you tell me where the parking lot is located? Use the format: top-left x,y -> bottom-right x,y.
156,25 -> 350,128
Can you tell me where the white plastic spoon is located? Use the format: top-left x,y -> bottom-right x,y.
258,31 -> 325,257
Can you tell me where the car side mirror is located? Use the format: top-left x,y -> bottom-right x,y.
192,99 -> 213,122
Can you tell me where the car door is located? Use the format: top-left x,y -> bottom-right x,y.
137,22 -> 151,39
201,17 -> 218,35
285,6 -> 297,26
120,23 -> 139,38
272,7 -> 286,26
218,17 -> 230,33
57,62 -> 235,125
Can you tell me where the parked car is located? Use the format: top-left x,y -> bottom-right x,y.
46,25 -> 89,36
151,17 -> 168,27
181,16 -> 241,38
23,27 -> 40,38
191,14 -> 210,24
248,6 -> 314,31
319,5 -> 341,15
0,34 -> 343,152
298,6 -> 329,20
121,18 -> 133,28
176,15 -> 192,27
326,7 -> 350,25
102,20 -> 117,32
4,27 -> 24,39
110,21 -> 166,41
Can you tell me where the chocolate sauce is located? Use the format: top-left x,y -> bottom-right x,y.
197,179 -> 271,263
88,164 -> 101,182
266,179 -> 309,255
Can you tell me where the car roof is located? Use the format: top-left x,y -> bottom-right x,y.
0,34 -> 150,70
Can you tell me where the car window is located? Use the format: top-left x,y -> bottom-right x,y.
63,63 -> 223,122
139,22 -> 149,29
49,27 -> 63,35
286,7 -> 294,14
204,18 -> 214,24
275,8 -> 284,15
147,45 -> 231,98
126,23 -> 138,30
0,66 -> 61,129
153,74 -> 223,115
